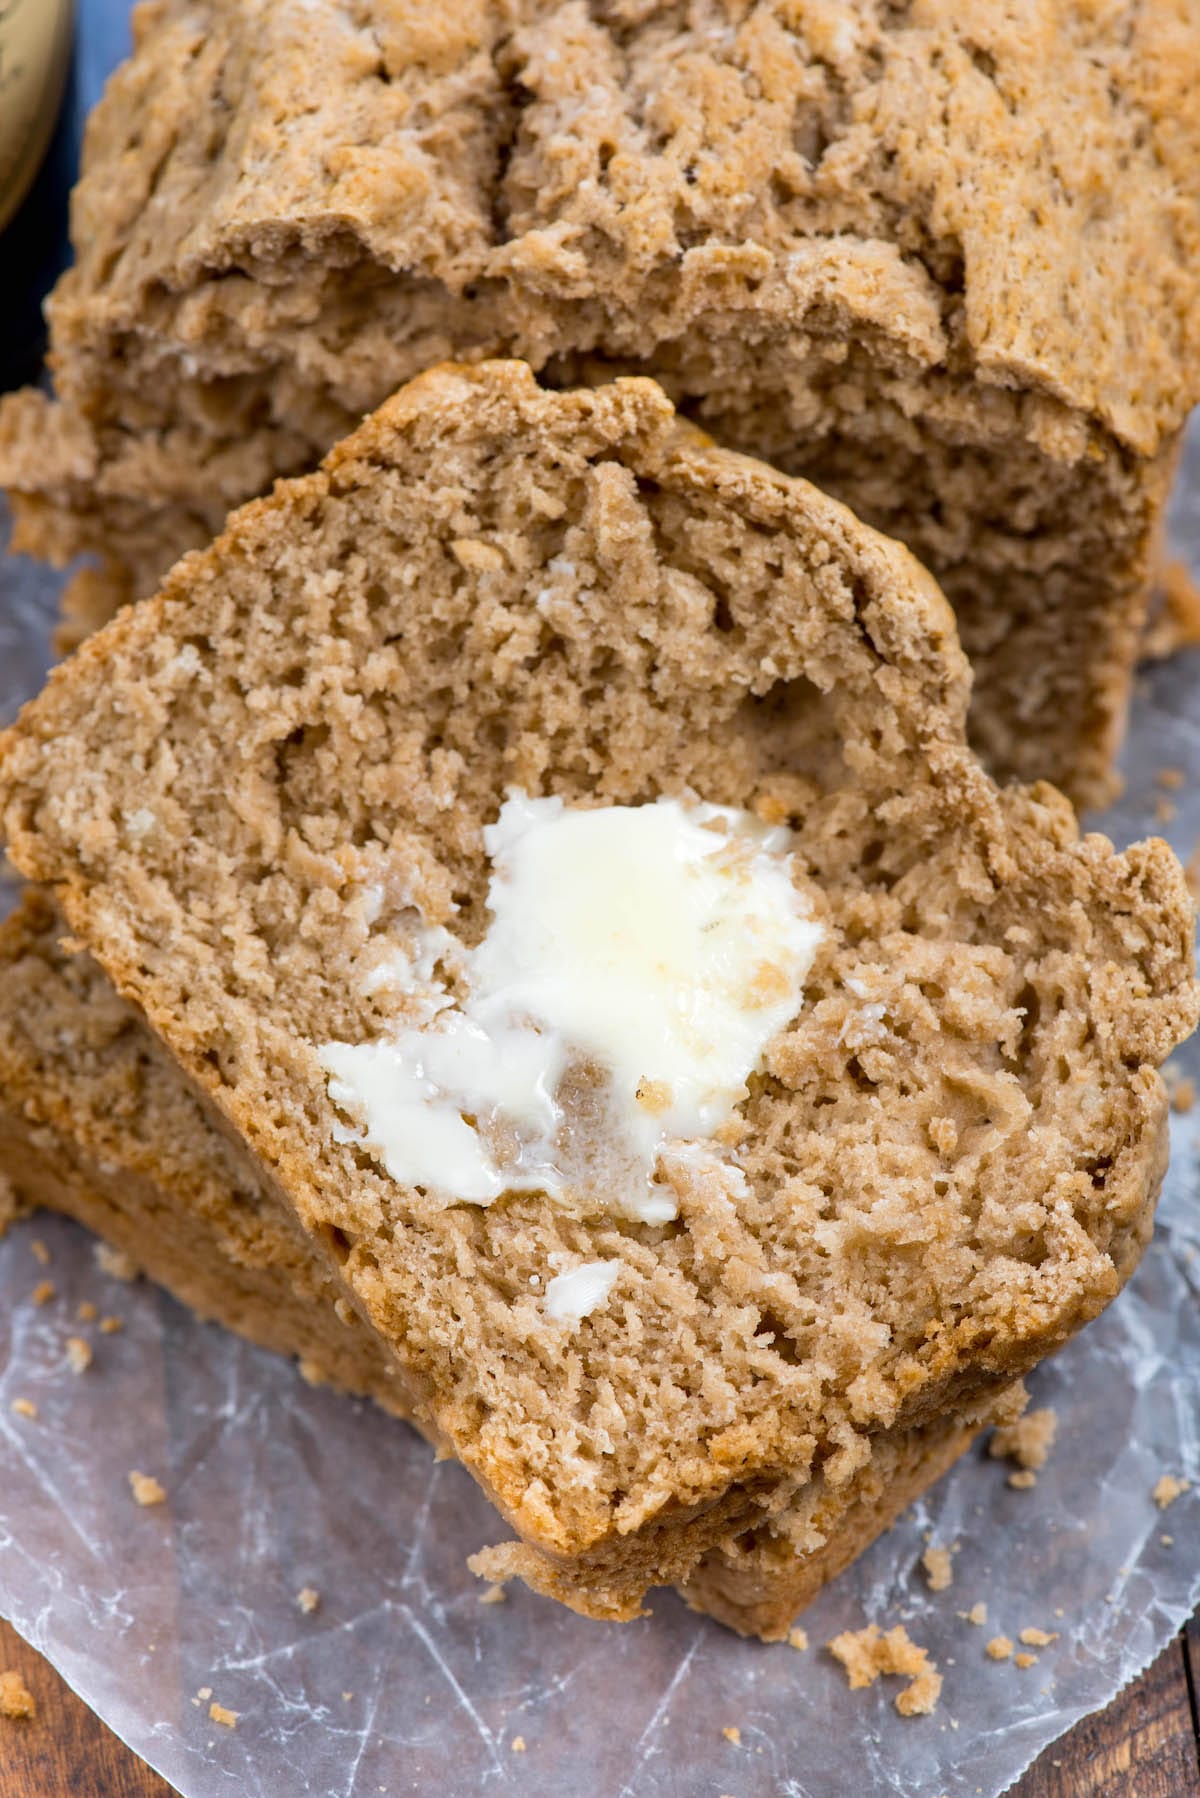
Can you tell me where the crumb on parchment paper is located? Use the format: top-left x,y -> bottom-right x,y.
788,1626 -> 808,1651
990,1407 -> 1057,1471
511,1736 -> 526,1753
30,1239 -> 50,1266
128,1471 -> 166,1507
1020,1628 -> 1059,1647
959,1603 -> 987,1626
0,1670 -> 35,1720
1164,1062 -> 1196,1114
1014,1653 -> 1038,1670
209,1702 -> 238,1728
921,1545 -> 954,1592
1153,1474 -> 1190,1509
31,1281 -> 55,1306
77,1300 -> 97,1322
11,1399 -> 36,1420
65,1336 -> 93,1374
986,1637 -> 1014,1662
479,1584 -> 507,1605
722,1726 -> 741,1745
297,1588 -> 320,1614
1007,1469 -> 1038,1490
99,1316 -> 123,1334
94,1243 -> 137,1281
827,1624 -> 942,1717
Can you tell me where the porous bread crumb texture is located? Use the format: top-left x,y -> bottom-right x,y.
964,1602 -> 987,1626
209,1702 -> 238,1728
0,1669 -> 35,1720
1153,1474 -> 1190,1510
1,364 -> 1195,1614
788,1627 -> 808,1651
128,1471 -> 167,1507
4,2 -> 1200,802
990,1407 -> 1057,1471
0,886 -> 999,1639
1019,1627 -> 1057,1647
827,1623 -> 942,1717
987,1635 -> 1014,1661
1014,1651 -> 1038,1669
922,1545 -> 953,1592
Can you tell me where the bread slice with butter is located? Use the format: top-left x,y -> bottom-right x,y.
0,885 -> 1017,1639
1,362 -> 1194,1622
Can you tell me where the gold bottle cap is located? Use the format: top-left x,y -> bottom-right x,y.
0,0 -> 75,237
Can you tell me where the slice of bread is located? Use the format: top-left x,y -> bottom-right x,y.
1,363 -> 1194,1620
0,885 -> 1015,1638
2,0 -> 1198,798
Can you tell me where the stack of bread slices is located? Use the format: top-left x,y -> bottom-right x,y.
0,1 -> 1197,1642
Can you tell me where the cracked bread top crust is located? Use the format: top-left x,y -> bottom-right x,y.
48,0 -> 1200,453
1,363 -> 1195,1580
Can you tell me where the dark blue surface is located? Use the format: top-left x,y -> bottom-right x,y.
76,0 -> 129,118
2,0 -> 130,391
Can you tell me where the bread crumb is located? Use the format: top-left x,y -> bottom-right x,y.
94,1243 -> 136,1281
1156,766 -> 1185,790
77,1301 -> 97,1321
722,1726 -> 742,1745
99,1316 -> 124,1335
1154,796 -> 1178,824
1007,1469 -> 1038,1490
827,1624 -> 942,1717
32,1281 -> 55,1306
0,1670 -> 35,1720
1153,1474 -> 1190,1509
128,1470 -> 166,1507
197,1687 -> 212,1701
990,1407 -> 1057,1471
787,1627 -> 808,1651
479,1584 -> 507,1605
65,1336 -> 93,1374
921,1545 -> 954,1592
1170,1078 -> 1196,1115
1014,1653 -> 1038,1670
1019,1628 -> 1059,1648
30,1239 -> 50,1266
960,1603 -> 987,1627
511,1735 -> 526,1753
1144,561 -> 1200,659
209,1702 -> 238,1728
1161,1534 -> 1174,1547
986,1637 -> 1014,1661
296,1588 -> 320,1615
11,1399 -> 37,1419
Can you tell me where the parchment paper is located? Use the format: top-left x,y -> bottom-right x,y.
1,44 -> 1198,1770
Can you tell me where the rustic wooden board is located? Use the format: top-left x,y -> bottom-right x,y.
4,1611 -> 1200,1797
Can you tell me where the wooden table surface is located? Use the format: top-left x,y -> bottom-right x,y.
3,1611 -> 1198,1797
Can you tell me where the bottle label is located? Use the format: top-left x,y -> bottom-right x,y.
0,0 -> 74,237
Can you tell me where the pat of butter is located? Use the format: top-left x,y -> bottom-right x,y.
319,793 -> 822,1223
544,1261 -> 621,1323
